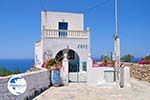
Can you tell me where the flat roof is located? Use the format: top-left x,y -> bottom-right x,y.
41,10 -> 84,16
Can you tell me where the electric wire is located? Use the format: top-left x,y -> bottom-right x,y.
83,0 -> 112,13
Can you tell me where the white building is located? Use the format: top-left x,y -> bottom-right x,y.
35,11 -> 90,75
34,11 -> 130,87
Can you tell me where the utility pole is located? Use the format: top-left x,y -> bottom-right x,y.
114,0 -> 120,84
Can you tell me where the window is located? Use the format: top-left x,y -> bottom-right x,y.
82,62 -> 87,71
58,22 -> 68,37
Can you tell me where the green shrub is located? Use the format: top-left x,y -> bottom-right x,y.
0,67 -> 20,77
46,59 -> 56,69
100,55 -> 110,62
121,54 -> 134,62
144,55 -> 150,64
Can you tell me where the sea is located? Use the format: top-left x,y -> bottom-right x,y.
0,59 -> 34,73
0,57 -> 142,73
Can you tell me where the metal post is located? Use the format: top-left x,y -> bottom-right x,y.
115,0 -> 118,35
114,0 -> 120,84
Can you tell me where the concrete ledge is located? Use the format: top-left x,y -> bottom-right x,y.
0,69 -> 50,100
87,67 -> 115,86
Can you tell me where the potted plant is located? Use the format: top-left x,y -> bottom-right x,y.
46,59 -> 62,86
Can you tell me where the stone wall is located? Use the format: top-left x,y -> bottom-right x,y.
124,63 -> 150,82
0,69 -> 50,100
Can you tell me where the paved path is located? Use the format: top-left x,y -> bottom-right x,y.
34,78 -> 150,100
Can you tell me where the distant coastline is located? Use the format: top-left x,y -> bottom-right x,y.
0,59 -> 34,73
0,57 -> 143,73
92,57 -> 142,63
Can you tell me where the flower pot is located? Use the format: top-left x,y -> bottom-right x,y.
51,69 -> 61,86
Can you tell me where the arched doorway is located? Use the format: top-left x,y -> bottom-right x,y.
55,49 -> 80,82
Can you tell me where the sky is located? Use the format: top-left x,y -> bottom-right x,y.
0,0 -> 149,59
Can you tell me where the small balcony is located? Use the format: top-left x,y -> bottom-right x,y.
42,29 -> 89,39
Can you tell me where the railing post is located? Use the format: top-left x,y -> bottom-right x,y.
120,66 -> 131,88
42,29 -> 88,38
60,53 -> 69,85
87,53 -> 93,85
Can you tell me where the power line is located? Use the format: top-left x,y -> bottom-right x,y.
40,0 -> 111,13
83,0 -> 112,13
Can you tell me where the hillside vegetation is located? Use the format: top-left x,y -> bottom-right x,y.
0,67 -> 20,77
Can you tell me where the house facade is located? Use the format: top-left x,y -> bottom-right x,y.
35,11 -> 90,74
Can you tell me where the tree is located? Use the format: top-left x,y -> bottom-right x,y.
121,54 -> 134,62
144,55 -> 150,64
100,55 -> 110,61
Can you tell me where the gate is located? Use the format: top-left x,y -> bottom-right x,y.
69,64 -> 87,83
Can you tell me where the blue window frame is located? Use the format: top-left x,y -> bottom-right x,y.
58,22 -> 68,37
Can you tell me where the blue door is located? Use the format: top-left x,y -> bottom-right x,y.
59,22 -> 68,37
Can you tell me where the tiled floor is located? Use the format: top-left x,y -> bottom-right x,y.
34,78 -> 150,100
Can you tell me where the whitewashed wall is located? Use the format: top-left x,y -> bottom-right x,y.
87,66 -> 115,86
35,11 -> 90,71
0,69 -> 50,100
43,38 -> 89,62
87,57 -> 131,88
41,11 -> 89,62
41,11 -> 84,31
35,40 -> 43,68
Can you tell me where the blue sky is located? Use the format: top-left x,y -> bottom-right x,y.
0,0 -> 149,59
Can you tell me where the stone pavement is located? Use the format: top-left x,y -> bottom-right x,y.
34,78 -> 150,100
